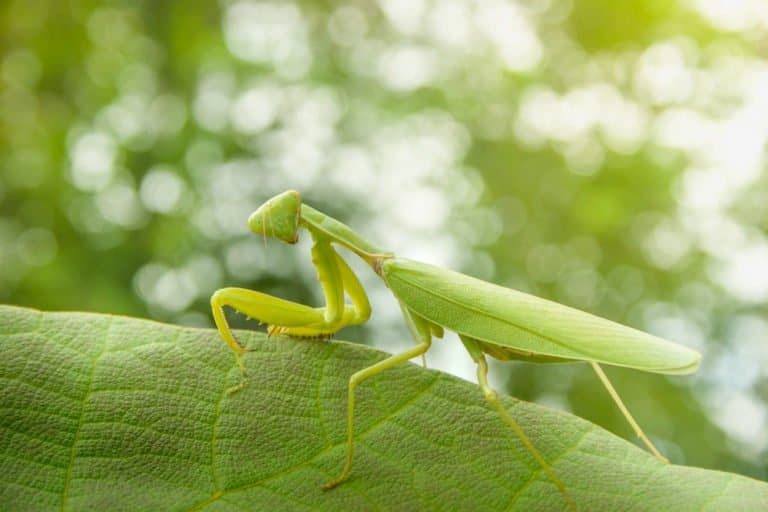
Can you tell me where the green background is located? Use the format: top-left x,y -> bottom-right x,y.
2,0 -> 767,489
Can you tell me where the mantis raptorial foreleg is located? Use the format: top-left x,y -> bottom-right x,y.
459,335 -> 576,511
323,305 -> 433,491
211,288 -> 326,392
210,235 -> 371,392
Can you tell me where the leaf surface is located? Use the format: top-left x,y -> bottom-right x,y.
0,305 -> 765,511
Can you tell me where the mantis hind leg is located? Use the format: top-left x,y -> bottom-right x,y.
459,335 -> 576,512
323,305 -> 432,491
590,362 -> 669,463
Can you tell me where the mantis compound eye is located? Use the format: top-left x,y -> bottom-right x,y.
248,189 -> 301,243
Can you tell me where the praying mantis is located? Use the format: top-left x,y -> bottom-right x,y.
210,190 -> 701,511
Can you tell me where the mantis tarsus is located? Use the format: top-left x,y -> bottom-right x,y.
210,190 -> 701,511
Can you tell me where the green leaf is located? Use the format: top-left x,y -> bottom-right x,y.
1,305 -> 766,511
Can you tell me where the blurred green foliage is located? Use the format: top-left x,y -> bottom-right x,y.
2,0 -> 767,485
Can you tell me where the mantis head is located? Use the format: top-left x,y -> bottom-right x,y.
248,190 -> 302,244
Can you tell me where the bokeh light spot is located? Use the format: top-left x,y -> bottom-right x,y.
69,132 -> 117,192
140,167 -> 186,214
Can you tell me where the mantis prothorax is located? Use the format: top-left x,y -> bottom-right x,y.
210,190 -> 701,511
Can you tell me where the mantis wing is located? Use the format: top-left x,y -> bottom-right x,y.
381,258 -> 700,375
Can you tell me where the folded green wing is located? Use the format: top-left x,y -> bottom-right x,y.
381,258 -> 700,375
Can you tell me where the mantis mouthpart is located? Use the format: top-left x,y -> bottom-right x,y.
211,190 -> 701,511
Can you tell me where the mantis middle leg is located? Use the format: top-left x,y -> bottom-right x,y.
323,305 -> 433,490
